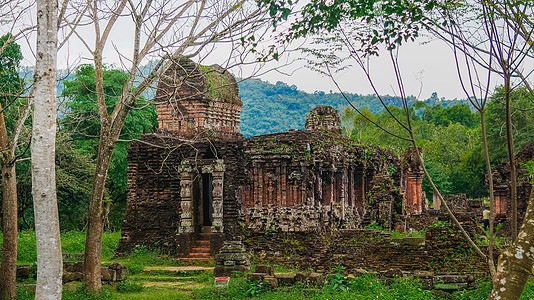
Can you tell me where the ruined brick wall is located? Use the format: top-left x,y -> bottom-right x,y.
239,129 -> 401,233
154,58 -> 242,140
491,141 -> 534,224
244,226 -> 489,274
118,128 -> 403,254
119,105 -> 405,255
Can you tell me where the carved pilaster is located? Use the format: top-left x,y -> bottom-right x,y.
212,171 -> 224,233
179,171 -> 194,233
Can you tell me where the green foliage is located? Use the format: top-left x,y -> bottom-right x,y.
521,161 -> 534,183
246,281 -> 269,297
486,86 -> 534,165
0,33 -> 25,132
429,221 -> 450,227
238,78 -> 425,137
325,270 -> 349,293
55,132 -> 96,230
60,64 -> 158,230
363,222 -> 382,230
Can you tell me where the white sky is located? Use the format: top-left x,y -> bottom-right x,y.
10,1 -> 503,102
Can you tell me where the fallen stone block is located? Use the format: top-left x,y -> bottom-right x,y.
294,272 -> 309,283
263,275 -> 278,288
275,273 -> 295,286
101,267 -> 116,282
255,265 -> 274,276
62,271 -> 83,282
214,265 -> 250,277
16,265 -> 35,279
434,274 -> 469,284
413,270 -> 434,279
308,273 -> 322,285
246,273 -> 266,282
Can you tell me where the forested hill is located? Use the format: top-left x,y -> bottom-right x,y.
238,79 -> 471,137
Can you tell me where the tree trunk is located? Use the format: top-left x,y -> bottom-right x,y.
480,110 -> 497,279
504,75 -> 518,240
83,136 -> 117,292
489,184 -> 534,299
33,0 -> 62,298
0,160 -> 17,299
0,99 -> 17,299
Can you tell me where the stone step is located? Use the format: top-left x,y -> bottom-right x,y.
179,257 -> 214,263
191,247 -> 210,252
199,232 -> 211,238
189,252 -> 210,257
196,240 -> 210,245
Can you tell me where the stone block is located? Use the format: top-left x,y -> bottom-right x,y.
275,273 -> 295,286
101,267 -> 116,282
109,262 -> 127,270
403,237 -> 425,246
413,270 -> 434,279
214,265 -> 250,277
63,262 -> 83,273
16,265 -> 35,279
255,265 -> 274,276
63,271 -> 83,282
263,275 -> 278,288
383,268 -> 403,278
224,260 -> 236,266
217,252 -> 250,262
308,273 -> 322,285
418,278 -> 433,289
434,274 -> 468,284
247,273 -> 265,282
294,272 -> 309,283
115,268 -> 128,281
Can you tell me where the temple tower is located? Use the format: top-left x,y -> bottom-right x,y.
154,58 -> 242,140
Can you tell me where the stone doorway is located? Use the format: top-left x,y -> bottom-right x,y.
192,173 -> 214,231
178,159 -> 224,234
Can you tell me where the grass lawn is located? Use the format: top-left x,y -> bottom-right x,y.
3,231 -> 534,299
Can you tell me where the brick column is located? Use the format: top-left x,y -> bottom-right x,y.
406,172 -> 424,215
494,186 -> 508,217
212,159 -> 225,233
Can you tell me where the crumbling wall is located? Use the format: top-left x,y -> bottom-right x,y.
244,226 -> 489,274
491,141 -> 534,225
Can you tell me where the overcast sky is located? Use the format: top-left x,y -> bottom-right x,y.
11,2 -> 502,102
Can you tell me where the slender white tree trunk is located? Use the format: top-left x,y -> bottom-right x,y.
32,0 -> 62,298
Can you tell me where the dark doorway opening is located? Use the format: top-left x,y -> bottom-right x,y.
202,173 -> 213,226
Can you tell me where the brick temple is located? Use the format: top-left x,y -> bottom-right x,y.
117,58 -> 425,257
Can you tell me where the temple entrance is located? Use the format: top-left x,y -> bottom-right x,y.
192,173 -> 214,232
201,173 -> 213,227
178,159 -> 225,234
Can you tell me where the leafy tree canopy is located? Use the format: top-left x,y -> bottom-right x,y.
60,64 -> 158,229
